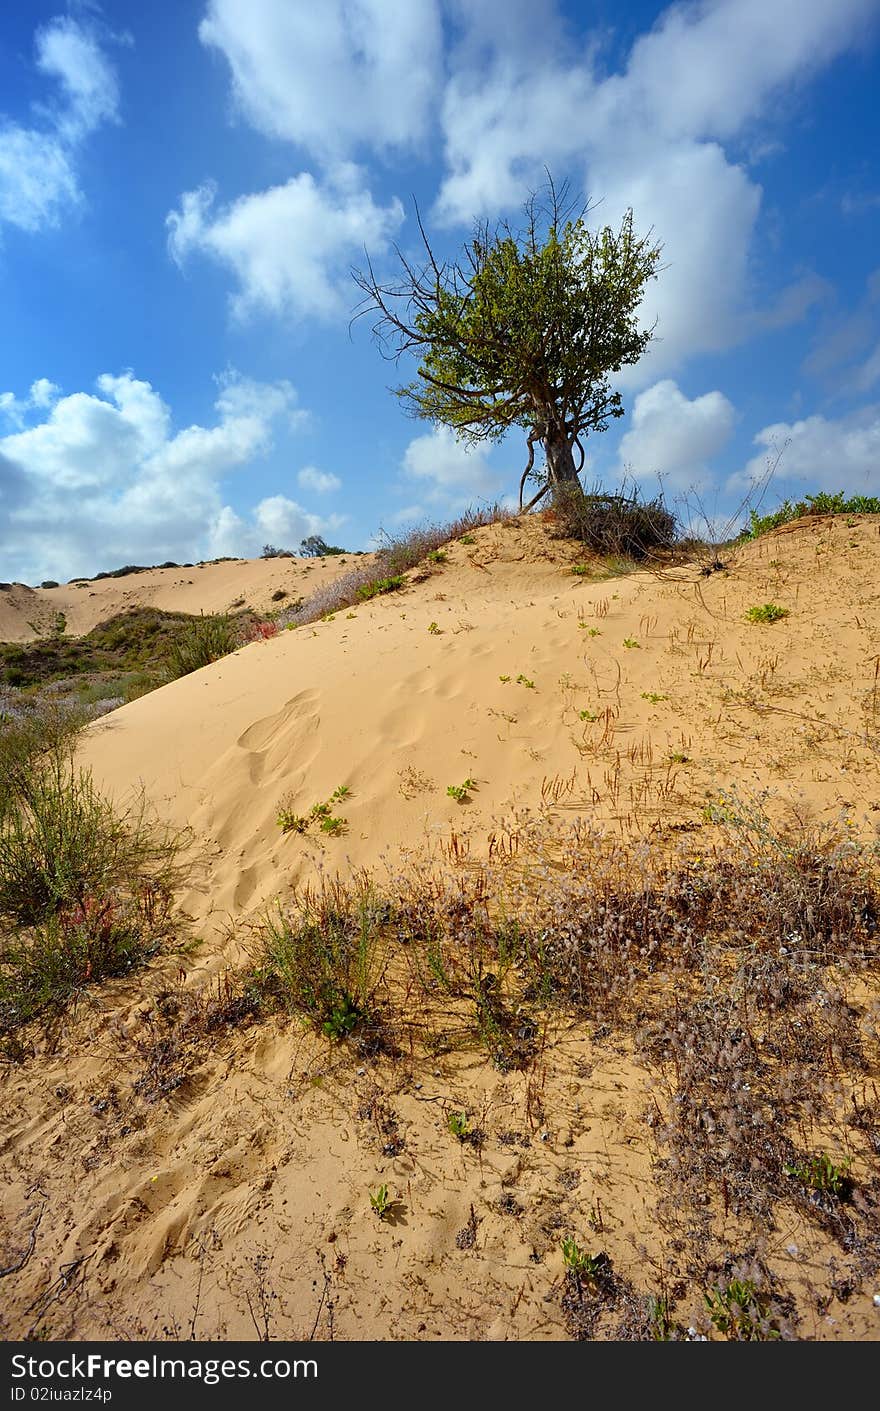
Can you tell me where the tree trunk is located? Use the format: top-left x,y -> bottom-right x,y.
543,428 -> 581,502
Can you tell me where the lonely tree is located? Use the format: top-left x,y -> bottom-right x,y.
353,182 -> 662,509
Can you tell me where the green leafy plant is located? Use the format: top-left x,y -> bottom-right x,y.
641,691 -> 667,703
459,534 -> 476,545
167,612 -> 240,678
447,778 -> 477,803
310,802 -> 331,820
704,1280 -> 779,1341
784,1153 -> 852,1200
322,993 -> 363,1040
428,549 -> 447,564
516,674 -> 535,689
319,816 -> 347,836
561,1237 -> 606,1281
622,637 -> 639,649
578,709 -> 598,722
571,564 -> 591,576
356,575 -> 404,601
447,1111 -> 470,1140
668,751 -> 689,764
330,785 -> 351,802
499,674 -> 511,683
428,621 -> 441,634
370,1184 -> 391,1219
746,603 -> 788,624
277,810 -> 309,835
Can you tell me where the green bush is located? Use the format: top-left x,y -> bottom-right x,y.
166,613 -> 240,678
742,491 -> 880,540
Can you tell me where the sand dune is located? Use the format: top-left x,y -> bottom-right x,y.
0,552 -> 371,643
2,512 -> 879,1341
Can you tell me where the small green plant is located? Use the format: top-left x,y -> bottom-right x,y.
310,801 -> 331,820
322,993 -> 363,1040
428,549 -> 447,564
784,1153 -> 852,1200
561,1237 -> 606,1281
330,785 -> 351,802
428,621 -> 441,634
578,709 -> 598,722
459,534 -> 476,545
571,564 -> 591,577
447,778 -> 477,803
586,627 -> 601,637
704,1279 -> 779,1341
641,691 -> 667,703
646,1293 -> 673,1341
516,674 -> 535,689
447,1111 -> 470,1139
370,1184 -> 391,1219
746,603 -> 788,624
499,674 -> 511,683
668,751 -> 689,764
319,816 -> 346,836
277,810 -> 309,835
356,575 -> 404,601
622,637 -> 639,649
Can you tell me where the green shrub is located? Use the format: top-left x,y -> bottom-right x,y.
355,575 -> 405,601
742,491 -> 880,540
746,603 -> 788,624
166,613 -> 240,678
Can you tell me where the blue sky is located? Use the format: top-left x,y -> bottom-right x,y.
1,0 -> 879,584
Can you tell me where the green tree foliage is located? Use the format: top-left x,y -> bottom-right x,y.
353,180 -> 662,507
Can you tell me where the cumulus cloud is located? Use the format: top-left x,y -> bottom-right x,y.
0,371 -> 321,582
0,16 -> 119,233
402,424 -> 504,505
209,495 -> 345,559
617,379 -> 736,490
731,406 -> 880,498
297,465 -> 341,494
167,168 -> 403,321
433,0 -> 876,383
198,0 -> 442,158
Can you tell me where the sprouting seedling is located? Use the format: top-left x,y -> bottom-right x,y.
586,627 -> 601,637
320,816 -> 346,836
499,674 -> 511,683
330,785 -> 350,802
447,1111 -> 470,1139
578,709 -> 598,722
277,810 -> 308,835
622,638 -> 640,649
641,691 -> 667,703
668,751 -> 689,764
516,674 -> 535,689
370,1184 -> 390,1219
447,778 -> 477,803
428,621 -> 441,634
310,801 -> 331,819
561,1237 -> 606,1281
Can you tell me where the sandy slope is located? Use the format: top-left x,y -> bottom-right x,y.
0,553 -> 370,643
2,512 -> 879,1341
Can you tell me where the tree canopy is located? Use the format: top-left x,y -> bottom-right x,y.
353,182 -> 662,508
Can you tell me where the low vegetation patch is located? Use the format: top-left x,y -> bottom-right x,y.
0,717 -> 184,1036
550,484 -> 677,561
742,490 -> 880,539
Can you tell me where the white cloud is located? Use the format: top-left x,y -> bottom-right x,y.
167,169 -> 403,321
297,465 -> 341,495
433,0 -> 876,383
402,424 -> 504,504
617,379 -> 736,490
732,406 -> 880,496
198,0 -> 442,158
208,495 -> 345,559
0,17 -> 119,233
0,371 -> 315,582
